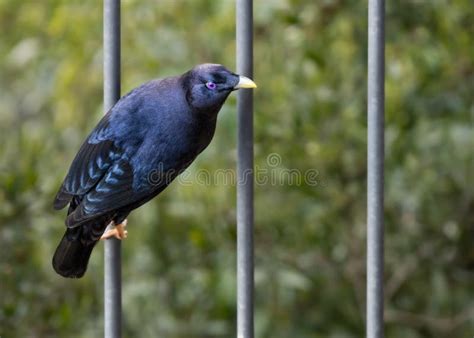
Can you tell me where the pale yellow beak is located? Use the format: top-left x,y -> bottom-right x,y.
234,75 -> 257,89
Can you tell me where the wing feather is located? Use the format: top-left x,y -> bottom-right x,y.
65,159 -> 138,227
53,114 -> 116,210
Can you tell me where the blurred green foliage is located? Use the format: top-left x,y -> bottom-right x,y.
0,0 -> 473,337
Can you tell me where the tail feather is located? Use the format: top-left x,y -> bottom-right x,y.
52,217 -> 109,278
52,229 -> 97,278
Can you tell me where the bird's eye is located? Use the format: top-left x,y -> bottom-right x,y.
206,82 -> 217,90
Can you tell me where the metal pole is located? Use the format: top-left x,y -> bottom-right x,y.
103,0 -> 121,337
236,1 -> 254,338
367,0 -> 385,337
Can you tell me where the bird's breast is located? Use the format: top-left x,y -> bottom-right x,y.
130,116 -> 216,192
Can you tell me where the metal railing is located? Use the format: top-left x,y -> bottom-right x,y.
236,1 -> 255,338
103,0 -> 121,337
367,0 -> 385,337
101,0 -> 385,337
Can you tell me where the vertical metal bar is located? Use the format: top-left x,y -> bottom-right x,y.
103,0 -> 121,337
236,1 -> 254,338
367,0 -> 385,337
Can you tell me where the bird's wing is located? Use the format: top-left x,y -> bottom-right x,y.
64,157 -> 138,227
53,113 -> 119,210
54,115 -> 167,227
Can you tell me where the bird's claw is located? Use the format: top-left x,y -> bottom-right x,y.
100,219 -> 128,240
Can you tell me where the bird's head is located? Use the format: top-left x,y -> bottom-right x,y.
182,63 -> 256,116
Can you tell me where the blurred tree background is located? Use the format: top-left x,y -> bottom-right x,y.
0,0 -> 473,337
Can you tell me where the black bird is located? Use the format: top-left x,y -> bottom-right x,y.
53,64 -> 256,278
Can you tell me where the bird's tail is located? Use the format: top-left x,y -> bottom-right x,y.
52,220 -> 107,278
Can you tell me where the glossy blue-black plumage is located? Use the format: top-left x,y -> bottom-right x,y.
53,64 -> 242,278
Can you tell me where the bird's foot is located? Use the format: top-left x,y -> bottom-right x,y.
100,219 -> 128,240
